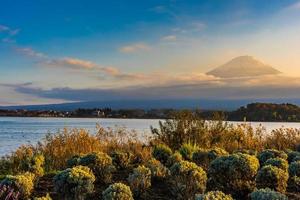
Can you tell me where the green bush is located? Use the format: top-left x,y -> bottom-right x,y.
192,148 -> 228,170
110,151 -> 131,170
152,144 -> 172,166
103,182 -> 134,200
145,158 -> 170,180
170,160 -> 207,199
256,165 -> 288,193
79,152 -> 115,183
33,194 -> 52,200
287,151 -> 300,163
207,153 -> 259,199
66,155 -> 81,168
127,165 -> 151,196
53,165 -> 95,200
166,151 -> 182,168
263,158 -> 288,171
289,161 -> 300,177
0,172 -> 35,199
234,149 -> 257,156
179,143 -> 200,161
249,188 -> 288,200
258,149 -> 287,165
287,175 -> 300,193
293,155 -> 300,162
195,191 -> 233,200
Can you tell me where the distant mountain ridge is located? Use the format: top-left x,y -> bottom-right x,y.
207,56 -> 281,78
2,99 -> 300,111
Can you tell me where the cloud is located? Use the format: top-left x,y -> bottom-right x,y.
119,43 -> 151,53
0,24 -> 19,43
16,47 -> 47,58
287,1 -> 300,10
8,74 -> 300,102
161,35 -> 177,41
45,57 -> 97,69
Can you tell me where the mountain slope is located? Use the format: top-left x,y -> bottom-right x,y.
207,56 -> 281,78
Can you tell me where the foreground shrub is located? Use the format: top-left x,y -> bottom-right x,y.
256,165 -> 288,193
207,153 -> 259,199
179,143 -> 200,161
34,194 -> 52,200
170,160 -> 207,199
287,175 -> 300,193
0,172 -> 35,199
103,182 -> 134,200
145,158 -> 170,180
79,152 -> 115,183
166,151 -> 182,168
195,191 -> 233,200
258,149 -> 287,165
192,148 -> 228,170
152,144 -> 172,166
66,155 -> 82,168
53,165 -> 95,200
289,160 -> 300,177
263,158 -> 288,171
250,188 -> 288,200
110,151 -> 131,169
287,151 -> 300,163
127,165 -> 151,196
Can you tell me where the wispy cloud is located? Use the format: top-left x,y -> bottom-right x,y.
16,47 -> 47,58
161,35 -> 177,41
119,43 -> 151,53
287,1 -> 300,10
45,57 -> 97,69
0,24 -> 19,43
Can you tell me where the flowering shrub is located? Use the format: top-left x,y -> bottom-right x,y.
79,152 -> 115,183
250,188 -> 288,200
166,151 -> 182,168
102,182 -> 134,200
152,144 -> 172,166
145,158 -> 170,180
207,153 -> 259,198
255,165 -> 288,193
127,165 -> 151,196
192,148 -> 228,170
0,172 -> 35,199
110,151 -> 131,169
179,143 -> 200,161
263,158 -> 288,171
257,149 -> 287,165
195,191 -> 233,200
53,165 -> 95,200
170,160 -> 207,199
33,193 -> 52,200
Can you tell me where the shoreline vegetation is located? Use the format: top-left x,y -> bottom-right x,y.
1,102 -> 300,122
0,111 -> 300,199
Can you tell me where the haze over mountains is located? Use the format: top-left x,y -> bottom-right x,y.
207,56 -> 281,78
2,55 -> 300,111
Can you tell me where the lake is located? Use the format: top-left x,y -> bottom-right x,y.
0,117 -> 299,156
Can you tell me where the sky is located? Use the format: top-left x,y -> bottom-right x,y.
1,0 -> 300,106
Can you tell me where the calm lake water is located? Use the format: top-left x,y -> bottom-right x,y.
0,117 -> 299,156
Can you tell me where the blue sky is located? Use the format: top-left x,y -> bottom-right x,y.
1,0 -> 300,105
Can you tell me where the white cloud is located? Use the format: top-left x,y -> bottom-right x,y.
161,35 -> 177,41
119,43 -> 151,53
16,47 -> 47,58
0,24 -> 20,43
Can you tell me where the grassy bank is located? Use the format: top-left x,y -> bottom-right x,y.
0,111 -> 299,200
